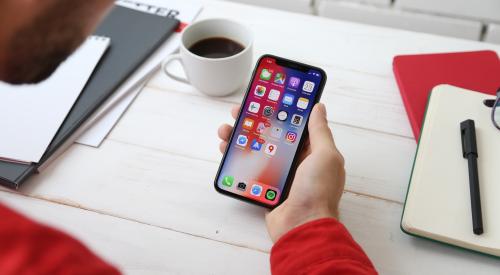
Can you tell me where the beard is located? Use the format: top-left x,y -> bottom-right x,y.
2,2 -> 90,85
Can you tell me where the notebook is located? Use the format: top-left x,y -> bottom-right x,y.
401,85 -> 500,257
393,50 -> 500,141
0,5 -> 179,188
0,36 -> 110,163
75,0 -> 202,147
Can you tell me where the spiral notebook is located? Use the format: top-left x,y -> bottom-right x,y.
0,36 -> 110,163
402,85 -> 500,257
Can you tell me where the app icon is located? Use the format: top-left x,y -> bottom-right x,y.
254,85 -> 266,97
274,72 -> 285,85
237,182 -> 247,191
236,134 -> 248,147
251,184 -> 263,196
282,93 -> 295,105
242,118 -> 254,130
222,176 -> 234,187
297,97 -> 309,109
277,110 -> 288,121
265,143 -> 277,156
270,127 -> 283,138
291,114 -> 303,126
303,81 -> 315,93
268,89 -> 280,101
263,106 -> 274,117
286,131 -> 297,143
256,122 -> 267,134
250,139 -> 263,151
265,189 -> 277,201
260,69 -> 272,81
248,102 -> 260,113
288,77 -> 301,89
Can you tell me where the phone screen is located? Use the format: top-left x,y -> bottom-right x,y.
215,55 -> 325,207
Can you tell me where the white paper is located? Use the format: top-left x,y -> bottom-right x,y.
76,82 -> 145,147
116,0 -> 202,22
75,0 -> 202,147
0,37 -> 110,163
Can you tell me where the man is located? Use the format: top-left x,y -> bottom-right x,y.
0,1 -> 377,274
0,0 -> 115,84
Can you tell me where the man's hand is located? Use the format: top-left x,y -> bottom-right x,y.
217,103 -> 345,242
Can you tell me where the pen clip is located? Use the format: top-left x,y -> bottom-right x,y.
460,119 -> 477,158
461,127 -> 466,158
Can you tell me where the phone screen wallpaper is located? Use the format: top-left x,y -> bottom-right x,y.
217,57 -> 323,206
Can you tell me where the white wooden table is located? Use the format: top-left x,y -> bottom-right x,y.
2,1 -> 500,274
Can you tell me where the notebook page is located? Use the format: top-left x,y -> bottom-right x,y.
0,36 -> 110,163
403,85 -> 500,255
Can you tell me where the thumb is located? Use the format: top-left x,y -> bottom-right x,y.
308,103 -> 336,151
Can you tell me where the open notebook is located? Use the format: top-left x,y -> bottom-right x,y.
0,36 -> 109,163
402,85 -> 500,257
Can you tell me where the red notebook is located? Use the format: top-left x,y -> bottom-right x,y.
393,50 -> 500,141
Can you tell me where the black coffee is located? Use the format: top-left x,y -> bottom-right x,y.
188,37 -> 245,58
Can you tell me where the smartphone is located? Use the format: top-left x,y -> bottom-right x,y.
214,55 -> 327,208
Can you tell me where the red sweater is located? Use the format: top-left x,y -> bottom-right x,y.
0,204 -> 376,274
271,218 -> 377,274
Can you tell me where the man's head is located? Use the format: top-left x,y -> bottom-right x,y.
0,0 -> 113,84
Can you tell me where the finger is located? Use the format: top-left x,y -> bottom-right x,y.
217,124 -> 233,141
307,103 -> 336,151
298,140 -> 311,163
231,105 -> 240,120
219,141 -> 228,154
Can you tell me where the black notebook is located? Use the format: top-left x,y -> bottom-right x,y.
0,5 -> 179,189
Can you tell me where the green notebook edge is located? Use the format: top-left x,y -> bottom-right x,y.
399,87 -> 500,260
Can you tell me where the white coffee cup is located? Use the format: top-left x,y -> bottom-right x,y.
162,18 -> 253,97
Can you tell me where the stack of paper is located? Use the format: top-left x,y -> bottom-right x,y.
76,0 -> 202,147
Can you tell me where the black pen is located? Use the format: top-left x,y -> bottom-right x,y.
460,119 -> 483,235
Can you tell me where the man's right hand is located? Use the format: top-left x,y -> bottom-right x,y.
217,103 -> 346,243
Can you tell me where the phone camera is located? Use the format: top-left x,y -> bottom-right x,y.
237,182 -> 247,191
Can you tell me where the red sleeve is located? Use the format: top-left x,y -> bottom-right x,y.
271,218 -> 377,275
0,203 -> 120,275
